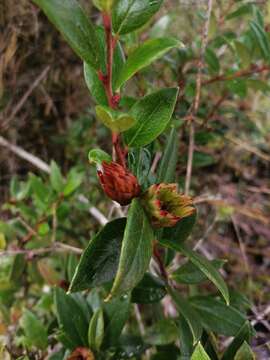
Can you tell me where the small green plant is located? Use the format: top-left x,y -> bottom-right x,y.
2,0 -> 270,358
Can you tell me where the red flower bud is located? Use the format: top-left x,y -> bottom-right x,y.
67,347 -> 94,360
97,161 -> 140,205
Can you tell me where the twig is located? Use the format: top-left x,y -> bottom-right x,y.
202,64 -> 270,86
225,134 -> 270,162
0,242 -> 82,257
185,122 -> 195,195
77,195 -> 108,225
194,196 -> 269,224
185,0 -> 213,195
1,66 -> 50,130
134,304 -> 146,335
231,215 -> 250,275
0,135 -> 51,173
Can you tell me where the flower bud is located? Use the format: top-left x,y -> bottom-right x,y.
141,183 -> 195,228
67,347 -> 94,360
97,161 -> 140,205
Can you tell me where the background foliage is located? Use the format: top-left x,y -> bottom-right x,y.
0,0 -> 270,359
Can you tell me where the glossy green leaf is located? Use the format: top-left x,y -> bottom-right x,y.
96,105 -> 136,132
115,37 -> 181,89
234,341 -> 256,360
162,241 -> 229,304
170,289 -> 203,344
33,0 -> 101,69
171,259 -> 226,285
50,161 -> 64,193
54,287 -> 89,347
88,148 -> 112,165
178,316 -> 194,359
190,296 -> 247,337
109,199 -> 153,298
88,308 -> 104,351
128,148 -> 152,189
157,126 -> 179,183
124,88 -> 179,148
191,342 -> 211,360
131,273 -> 166,304
69,218 -> 126,293
103,294 -> 131,346
250,21 -> 270,61
161,212 -> 196,245
84,63 -> 108,106
111,335 -> 149,359
145,319 -> 178,345
19,309 -> 48,350
112,0 -> 163,35
222,321 -> 253,360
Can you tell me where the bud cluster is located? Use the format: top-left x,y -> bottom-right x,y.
97,161 -> 195,228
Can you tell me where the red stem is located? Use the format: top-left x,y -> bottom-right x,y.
101,13 -> 126,168
153,244 -> 168,283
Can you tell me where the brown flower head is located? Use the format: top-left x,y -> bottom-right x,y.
97,161 -> 140,205
141,183 -> 195,228
67,347 -> 94,360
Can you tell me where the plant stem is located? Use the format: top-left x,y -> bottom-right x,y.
153,243 -> 168,283
101,12 -> 126,168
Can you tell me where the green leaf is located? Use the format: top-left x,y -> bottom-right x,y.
112,0 -> 163,35
145,319 -> 178,345
234,41 -> 251,69
234,341 -> 256,360
172,259 -> 226,285
170,289 -> 203,344
222,322 -> 253,360
63,168 -> 83,196
33,0 -> 101,69
93,0 -> 114,12
190,296 -> 247,337
162,241 -> 229,305
69,218 -> 126,293
157,126 -> 179,183
178,316 -> 194,359
8,254 -> 25,285
226,4 -> 253,20
161,212 -> 197,245
205,48 -> 220,73
0,233 -> 6,250
88,148 -> 112,165
88,308 -> 104,352
250,21 -> 270,62
124,88 -> 179,148
191,342 -> 211,360
115,37 -> 181,89
54,287 -> 89,347
67,254 -> 79,282
50,161 -> 64,193
84,63 -> 108,106
103,294 -> 131,346
131,273 -> 166,304
95,105 -> 136,132
19,309 -> 48,350
109,199 -> 153,298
